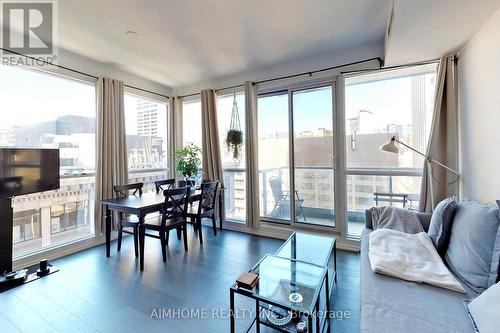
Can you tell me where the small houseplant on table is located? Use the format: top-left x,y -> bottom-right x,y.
175,145 -> 202,182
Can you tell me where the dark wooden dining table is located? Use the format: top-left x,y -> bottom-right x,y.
97,188 -> 224,271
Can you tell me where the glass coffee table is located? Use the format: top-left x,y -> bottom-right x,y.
229,232 -> 336,333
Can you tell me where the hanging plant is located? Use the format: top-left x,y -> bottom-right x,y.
225,93 -> 243,160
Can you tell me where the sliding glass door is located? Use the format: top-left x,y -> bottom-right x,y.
258,84 -> 337,229
292,86 -> 335,227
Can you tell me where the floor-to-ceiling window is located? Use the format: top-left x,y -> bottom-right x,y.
344,64 -> 437,237
217,92 -> 246,222
292,86 -> 335,227
258,91 -> 290,222
0,64 -> 96,257
257,84 -> 336,228
182,98 -> 202,148
124,93 -> 169,192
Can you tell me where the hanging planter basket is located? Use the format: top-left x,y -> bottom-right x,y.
226,93 -> 243,160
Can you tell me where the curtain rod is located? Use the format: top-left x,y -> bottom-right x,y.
0,47 -> 170,99
341,58 -> 440,75
178,57 -> 382,98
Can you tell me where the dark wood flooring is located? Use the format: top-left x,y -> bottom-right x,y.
0,227 -> 360,333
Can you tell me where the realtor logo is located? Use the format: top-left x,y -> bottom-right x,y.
0,0 -> 58,65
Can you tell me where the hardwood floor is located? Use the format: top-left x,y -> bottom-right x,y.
0,228 -> 361,333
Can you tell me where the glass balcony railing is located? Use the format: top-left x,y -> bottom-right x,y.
12,169 -> 170,258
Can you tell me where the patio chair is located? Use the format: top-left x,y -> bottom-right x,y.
269,177 -> 306,221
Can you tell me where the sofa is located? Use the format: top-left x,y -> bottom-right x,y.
360,202 -> 500,333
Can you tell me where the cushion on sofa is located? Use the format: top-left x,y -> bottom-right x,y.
467,281 -> 500,333
428,197 -> 456,258
445,201 -> 500,293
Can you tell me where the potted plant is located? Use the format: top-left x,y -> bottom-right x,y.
226,128 -> 243,159
226,93 -> 243,160
175,145 -> 201,180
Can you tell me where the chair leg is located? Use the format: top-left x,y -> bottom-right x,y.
211,215 -> 217,236
133,227 -> 139,258
197,218 -> 203,244
166,229 -> 170,245
160,230 -> 167,262
176,227 -> 182,240
183,224 -> 188,251
117,225 -> 123,251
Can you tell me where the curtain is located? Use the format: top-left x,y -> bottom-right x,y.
169,96 -> 183,179
201,89 -> 224,186
419,56 -> 459,212
245,82 -> 260,228
94,77 -> 128,232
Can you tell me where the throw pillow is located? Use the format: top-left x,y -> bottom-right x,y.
428,197 -> 456,258
445,201 -> 500,293
467,281 -> 500,333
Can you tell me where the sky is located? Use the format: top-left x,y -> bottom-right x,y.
0,64 -> 95,127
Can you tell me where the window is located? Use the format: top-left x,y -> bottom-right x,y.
0,64 -> 96,257
344,64 -> 437,237
182,98 -> 202,148
125,93 -> 169,192
258,85 -> 336,228
258,92 -> 290,222
217,93 -> 246,222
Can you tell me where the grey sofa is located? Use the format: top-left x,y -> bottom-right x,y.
360,210 -> 476,333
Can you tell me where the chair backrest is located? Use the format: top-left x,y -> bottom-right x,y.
269,177 -> 284,203
113,183 -> 143,198
161,187 -> 190,223
197,181 -> 219,214
178,179 -> 195,188
155,179 -> 175,193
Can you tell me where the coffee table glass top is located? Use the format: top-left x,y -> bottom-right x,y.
275,231 -> 335,268
251,254 -> 326,313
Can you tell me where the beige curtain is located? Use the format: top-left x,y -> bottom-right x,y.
169,96 -> 183,179
419,56 -> 459,212
94,77 -> 129,232
245,82 -> 260,228
201,89 -> 224,186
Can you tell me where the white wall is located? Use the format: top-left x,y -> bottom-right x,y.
458,6 -> 500,204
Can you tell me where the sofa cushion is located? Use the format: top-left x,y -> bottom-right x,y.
428,197 -> 456,258
446,201 -> 500,293
467,281 -> 500,333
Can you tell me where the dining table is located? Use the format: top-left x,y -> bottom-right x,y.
97,187 -> 224,271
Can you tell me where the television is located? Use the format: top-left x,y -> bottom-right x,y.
0,148 -> 60,199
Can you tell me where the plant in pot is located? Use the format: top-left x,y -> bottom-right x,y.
175,145 -> 201,181
226,93 -> 243,160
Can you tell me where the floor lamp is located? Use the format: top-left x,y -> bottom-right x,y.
379,136 -> 460,210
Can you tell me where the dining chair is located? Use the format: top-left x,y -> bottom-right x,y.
143,186 -> 190,262
113,182 -> 144,257
177,179 -> 195,188
154,179 -> 175,193
187,181 -> 219,244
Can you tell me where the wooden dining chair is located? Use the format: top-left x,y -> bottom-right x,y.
113,182 -> 144,257
187,181 -> 219,244
154,179 -> 175,193
143,186 -> 191,262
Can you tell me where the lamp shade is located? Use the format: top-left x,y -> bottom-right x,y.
379,139 -> 399,154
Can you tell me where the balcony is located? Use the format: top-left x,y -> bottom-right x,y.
224,167 -> 422,237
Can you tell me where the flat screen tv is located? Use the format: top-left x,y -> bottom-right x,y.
0,148 -> 60,199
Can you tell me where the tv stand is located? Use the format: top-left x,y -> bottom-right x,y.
0,197 -> 13,273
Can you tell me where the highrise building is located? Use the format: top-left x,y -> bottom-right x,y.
136,100 -> 159,137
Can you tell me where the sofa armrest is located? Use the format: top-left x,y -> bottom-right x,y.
364,208 -> 432,231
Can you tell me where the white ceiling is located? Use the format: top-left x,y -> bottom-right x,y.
57,0 -> 392,89
385,0 -> 500,65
